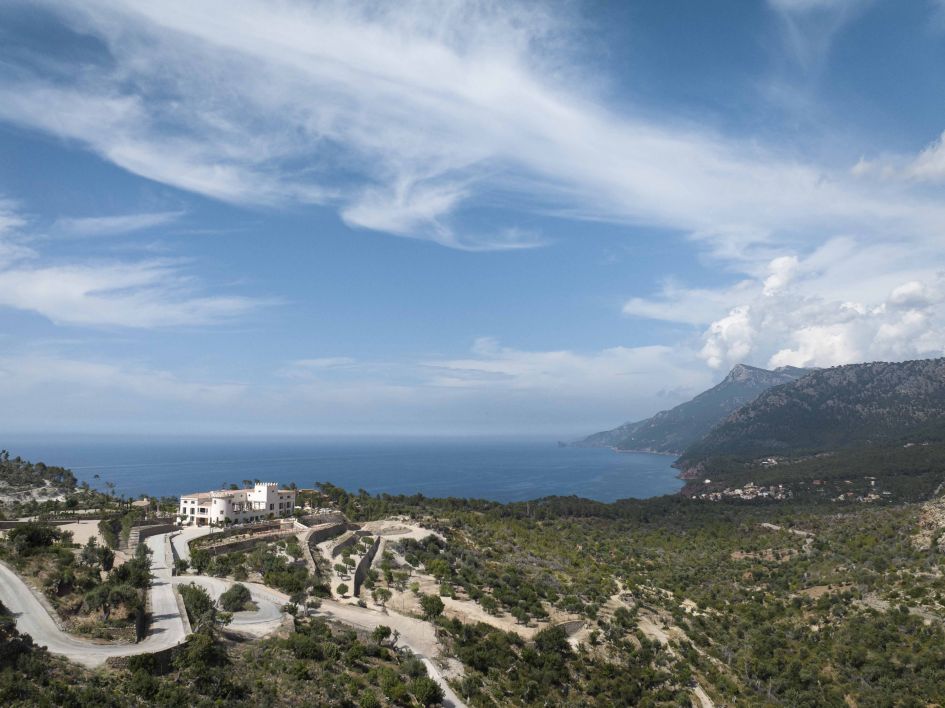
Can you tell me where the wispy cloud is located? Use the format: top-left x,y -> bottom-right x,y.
0,198 -> 36,262
0,337 -> 714,434
291,357 -> 358,370
851,130 -> 945,183
0,199 -> 270,328
767,0 -> 868,69
0,260 -> 266,328
422,337 -> 706,400
0,0 -> 942,255
904,131 -> 945,183
53,210 -> 184,237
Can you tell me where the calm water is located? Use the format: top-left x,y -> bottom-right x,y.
3,436 -> 682,503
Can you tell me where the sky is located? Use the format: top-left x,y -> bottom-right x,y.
0,0 -> 944,437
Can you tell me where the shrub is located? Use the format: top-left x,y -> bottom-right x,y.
190,549 -> 211,574
419,593 -> 444,621
219,583 -> 253,612
178,583 -> 216,628
7,523 -> 63,556
359,689 -> 380,708
411,676 -> 444,706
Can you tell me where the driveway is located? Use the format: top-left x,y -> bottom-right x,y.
170,525 -> 213,563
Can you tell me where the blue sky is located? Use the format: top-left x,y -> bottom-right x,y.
1,0 -> 944,436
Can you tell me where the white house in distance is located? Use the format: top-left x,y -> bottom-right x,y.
178,482 -> 297,526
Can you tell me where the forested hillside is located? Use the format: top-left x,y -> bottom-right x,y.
679,358 -> 945,469
0,449 -> 76,497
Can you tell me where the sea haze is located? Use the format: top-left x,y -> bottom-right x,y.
4,436 -> 682,503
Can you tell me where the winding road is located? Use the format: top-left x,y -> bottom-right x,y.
173,575 -> 284,637
0,529 -> 466,705
0,532 -> 185,668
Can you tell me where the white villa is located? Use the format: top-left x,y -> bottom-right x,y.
178,482 -> 297,526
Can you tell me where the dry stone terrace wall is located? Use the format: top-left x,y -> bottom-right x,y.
105,644 -> 180,673
191,520 -> 286,544
306,521 -> 348,546
118,518 -> 179,550
297,511 -> 347,527
554,619 -> 585,636
199,529 -> 298,557
353,536 -> 381,597
330,530 -> 371,558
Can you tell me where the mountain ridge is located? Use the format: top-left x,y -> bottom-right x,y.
576,363 -> 811,454
677,357 -> 945,473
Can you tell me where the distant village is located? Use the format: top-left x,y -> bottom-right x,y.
695,459 -> 890,503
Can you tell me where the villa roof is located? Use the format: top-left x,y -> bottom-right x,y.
181,492 -> 213,501
180,487 -> 296,499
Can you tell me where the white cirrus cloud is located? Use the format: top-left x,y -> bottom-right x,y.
0,0 -> 943,254
53,210 -> 185,237
0,198 -> 270,328
0,199 -> 36,263
258,338 -> 716,433
905,131 -> 945,183
767,0 -> 868,68
0,260 -> 268,328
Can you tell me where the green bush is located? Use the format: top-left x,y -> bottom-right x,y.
411,676 -> 444,706
219,583 -> 252,612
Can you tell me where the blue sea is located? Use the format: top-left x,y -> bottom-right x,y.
3,436 -> 682,503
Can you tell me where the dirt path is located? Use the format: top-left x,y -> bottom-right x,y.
601,582 -> 716,708
315,598 -> 466,708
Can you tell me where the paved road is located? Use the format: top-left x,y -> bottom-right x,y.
0,532 -> 185,668
170,525 -> 212,563
172,575 -> 284,636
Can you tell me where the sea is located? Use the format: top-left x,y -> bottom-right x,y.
3,436 -> 682,504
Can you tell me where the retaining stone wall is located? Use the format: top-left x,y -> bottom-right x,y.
353,536 -> 382,597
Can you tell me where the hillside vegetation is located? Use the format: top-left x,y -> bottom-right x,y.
680,358 -> 945,466
0,449 -> 76,501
